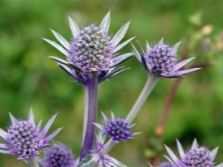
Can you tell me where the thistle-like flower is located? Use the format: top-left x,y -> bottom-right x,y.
94,112 -> 140,143
158,162 -> 175,167
165,139 -> 223,167
42,143 -> 76,167
44,12 -> 134,84
0,108 -> 61,160
132,39 -> 200,78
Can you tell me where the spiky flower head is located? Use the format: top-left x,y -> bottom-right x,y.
182,146 -> 214,167
158,162 -> 175,167
132,39 -> 200,78
94,112 -> 140,143
0,108 -> 61,160
42,143 -> 76,167
44,12 -> 134,84
165,139 -> 223,167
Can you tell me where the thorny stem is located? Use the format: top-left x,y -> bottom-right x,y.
27,156 -> 39,167
80,73 -> 98,161
101,75 -> 159,155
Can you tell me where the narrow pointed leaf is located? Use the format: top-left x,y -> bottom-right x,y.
0,129 -> 8,141
211,147 -> 218,160
137,41 -> 146,55
172,41 -> 181,53
28,108 -> 35,125
101,112 -> 109,123
43,38 -> 70,57
40,114 -> 57,138
9,113 -> 18,125
0,150 -> 11,155
43,128 -> 62,144
175,57 -> 196,70
51,29 -> 70,50
68,17 -> 80,37
77,155 -> 96,167
114,37 -> 135,53
100,12 -> 110,32
111,53 -> 133,67
131,43 -> 142,62
191,139 -> 198,150
50,56 -> 69,65
111,22 -> 130,46
179,68 -> 201,75
93,123 -> 104,131
0,143 -> 8,149
177,140 -> 185,158
146,40 -> 151,52
165,145 -> 179,164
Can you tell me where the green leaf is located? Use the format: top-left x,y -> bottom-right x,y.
77,155 -> 96,167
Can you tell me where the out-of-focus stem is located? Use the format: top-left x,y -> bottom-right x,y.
101,75 -> 159,155
155,77 -> 183,140
27,156 -> 39,167
80,73 -> 98,161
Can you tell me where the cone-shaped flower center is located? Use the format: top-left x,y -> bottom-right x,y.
182,146 -> 214,167
69,24 -> 114,72
146,43 -> 176,76
105,118 -> 132,142
7,121 -> 42,159
43,143 -> 75,167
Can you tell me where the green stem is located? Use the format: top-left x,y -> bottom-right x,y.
27,156 -> 39,167
82,85 -> 88,146
80,73 -> 99,161
101,75 -> 159,155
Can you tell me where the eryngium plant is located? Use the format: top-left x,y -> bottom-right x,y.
0,109 -> 61,167
165,140 -> 223,167
42,143 -> 76,167
44,12 -> 134,85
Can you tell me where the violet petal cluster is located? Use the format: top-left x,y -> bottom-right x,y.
44,12 -> 134,84
42,143 -> 76,167
94,112 -> 139,143
132,39 -> 200,78
0,108 -> 61,160
165,140 -> 223,167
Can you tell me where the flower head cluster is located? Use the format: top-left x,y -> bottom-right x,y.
94,112 -> 139,143
0,109 -> 61,160
42,143 -> 76,167
132,39 -> 200,78
165,140 -> 223,167
44,12 -> 134,84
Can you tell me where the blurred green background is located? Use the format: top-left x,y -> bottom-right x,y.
0,0 -> 223,166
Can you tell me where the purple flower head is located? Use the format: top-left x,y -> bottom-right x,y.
44,12 -> 134,85
94,112 -> 140,143
0,108 -> 61,160
158,162 -> 175,167
42,143 -> 76,167
182,146 -> 214,167
132,39 -> 200,78
165,139 -> 223,167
